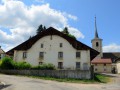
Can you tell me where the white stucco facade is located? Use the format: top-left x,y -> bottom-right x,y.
14,35 -> 91,70
116,61 -> 120,73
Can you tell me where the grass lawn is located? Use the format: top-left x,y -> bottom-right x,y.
94,73 -> 111,83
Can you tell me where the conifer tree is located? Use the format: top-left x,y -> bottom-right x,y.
36,24 -> 44,34
62,27 -> 69,34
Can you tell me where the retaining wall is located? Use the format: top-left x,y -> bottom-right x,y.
0,70 -> 91,79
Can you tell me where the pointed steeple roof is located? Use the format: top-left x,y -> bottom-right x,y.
95,16 -> 99,38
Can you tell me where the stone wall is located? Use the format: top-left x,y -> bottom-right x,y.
0,70 -> 91,79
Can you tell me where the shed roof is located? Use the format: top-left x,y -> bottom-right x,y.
91,58 -> 112,64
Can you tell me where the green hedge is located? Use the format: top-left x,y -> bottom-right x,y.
0,57 -> 55,70
13,61 -> 31,70
32,63 -> 55,70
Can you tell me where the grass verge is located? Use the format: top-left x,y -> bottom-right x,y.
94,73 -> 111,83
15,73 -> 111,84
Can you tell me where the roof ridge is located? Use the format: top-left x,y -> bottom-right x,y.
6,27 -> 99,60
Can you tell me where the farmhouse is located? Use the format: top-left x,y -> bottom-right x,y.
7,27 -> 99,70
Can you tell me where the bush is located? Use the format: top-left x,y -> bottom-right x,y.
32,63 -> 55,70
46,63 -> 55,70
67,34 -> 76,39
14,62 -> 31,70
0,60 -> 2,66
0,57 -> 55,70
0,57 -> 14,69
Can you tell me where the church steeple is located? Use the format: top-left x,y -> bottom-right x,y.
91,16 -> 103,58
95,16 -> 99,38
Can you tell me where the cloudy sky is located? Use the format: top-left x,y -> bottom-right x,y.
0,0 -> 120,52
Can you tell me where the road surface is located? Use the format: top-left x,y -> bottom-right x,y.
0,74 -> 120,90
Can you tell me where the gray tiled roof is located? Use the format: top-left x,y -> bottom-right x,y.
103,52 -> 120,63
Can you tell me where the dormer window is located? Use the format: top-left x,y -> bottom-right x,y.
96,42 -> 99,47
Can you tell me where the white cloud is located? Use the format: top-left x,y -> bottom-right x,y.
68,27 -> 84,38
0,0 -> 84,52
68,14 -> 77,21
103,43 -> 120,52
63,12 -> 77,21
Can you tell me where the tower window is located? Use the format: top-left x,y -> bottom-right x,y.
96,42 -> 99,47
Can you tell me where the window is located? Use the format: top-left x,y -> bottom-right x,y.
96,42 -> 99,47
39,52 -> 44,58
76,52 -> 80,58
41,44 -> 43,48
60,43 -> 63,47
104,64 -> 106,66
104,68 -> 106,71
95,68 -> 97,71
50,35 -> 52,40
39,62 -> 43,65
23,52 -> 27,58
76,62 -> 80,69
58,62 -> 63,69
58,52 -> 63,59
83,63 -> 88,70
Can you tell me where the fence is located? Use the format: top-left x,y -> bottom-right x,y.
0,70 -> 91,79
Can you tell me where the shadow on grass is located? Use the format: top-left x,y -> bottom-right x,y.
94,73 -> 111,83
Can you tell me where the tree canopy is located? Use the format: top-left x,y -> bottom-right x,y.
62,27 -> 76,39
36,24 -> 46,34
62,27 -> 69,34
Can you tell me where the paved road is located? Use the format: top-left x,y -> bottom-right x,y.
0,74 -> 120,90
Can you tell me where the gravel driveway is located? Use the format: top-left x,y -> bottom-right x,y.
0,74 -> 120,90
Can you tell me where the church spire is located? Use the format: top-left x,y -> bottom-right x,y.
95,16 -> 99,38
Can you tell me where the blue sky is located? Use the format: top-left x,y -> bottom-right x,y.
0,0 -> 120,52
